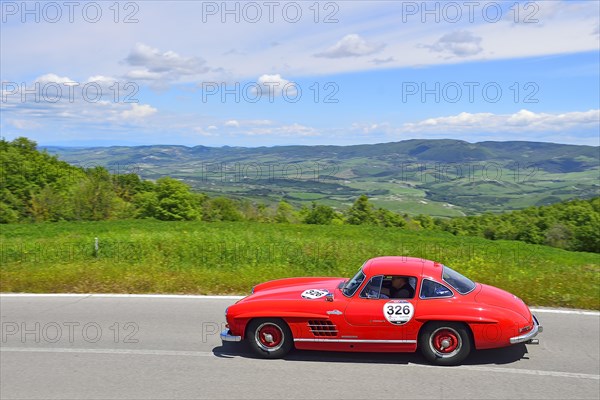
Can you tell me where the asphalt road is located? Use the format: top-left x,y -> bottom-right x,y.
1,294 -> 598,400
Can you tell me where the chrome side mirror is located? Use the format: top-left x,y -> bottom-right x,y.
325,293 -> 334,302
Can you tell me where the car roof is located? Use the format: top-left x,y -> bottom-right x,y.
362,256 -> 443,279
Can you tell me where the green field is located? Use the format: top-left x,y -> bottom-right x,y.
1,220 -> 598,309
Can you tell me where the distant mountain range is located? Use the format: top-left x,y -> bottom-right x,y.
45,139 -> 600,217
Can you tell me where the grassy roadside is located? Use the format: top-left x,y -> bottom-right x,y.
1,220 -> 598,309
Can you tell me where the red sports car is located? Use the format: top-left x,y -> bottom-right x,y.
220,256 -> 542,365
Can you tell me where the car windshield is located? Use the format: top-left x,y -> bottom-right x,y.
342,268 -> 366,297
442,266 -> 476,295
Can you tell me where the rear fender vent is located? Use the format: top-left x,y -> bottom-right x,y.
308,320 -> 338,336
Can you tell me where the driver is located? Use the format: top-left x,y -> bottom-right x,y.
388,276 -> 414,299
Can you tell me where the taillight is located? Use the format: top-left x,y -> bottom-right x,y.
519,325 -> 532,333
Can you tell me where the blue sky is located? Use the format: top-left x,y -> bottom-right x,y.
1,0 -> 599,147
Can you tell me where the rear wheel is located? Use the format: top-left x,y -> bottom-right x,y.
246,318 -> 293,359
419,322 -> 471,366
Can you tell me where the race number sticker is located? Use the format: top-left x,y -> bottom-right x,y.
301,289 -> 329,299
383,300 -> 414,325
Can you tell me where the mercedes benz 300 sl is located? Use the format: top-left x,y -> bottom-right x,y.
220,256 -> 542,365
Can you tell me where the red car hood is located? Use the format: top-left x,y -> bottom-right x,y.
475,284 -> 531,320
246,277 -> 345,301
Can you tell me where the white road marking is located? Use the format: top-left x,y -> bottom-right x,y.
426,364 -> 600,381
1,347 -> 598,381
530,308 -> 599,316
1,293 -> 598,316
0,293 -> 245,300
0,347 -> 215,357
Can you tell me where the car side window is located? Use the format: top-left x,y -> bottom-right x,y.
420,279 -> 454,299
380,275 -> 416,299
359,275 -> 383,299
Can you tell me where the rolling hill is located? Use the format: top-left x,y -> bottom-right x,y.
45,139 -> 600,217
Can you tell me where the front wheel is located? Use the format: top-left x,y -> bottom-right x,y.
246,318 -> 293,359
419,322 -> 471,366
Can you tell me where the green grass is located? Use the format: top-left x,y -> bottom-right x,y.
1,220 -> 598,309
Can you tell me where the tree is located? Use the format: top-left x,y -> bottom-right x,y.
374,208 -> 406,228
346,195 -> 374,225
1,137 -> 86,222
304,202 -> 335,225
0,189 -> 21,223
0,200 -> 19,223
152,177 -> 200,221
30,186 -> 70,221
113,173 -> 146,202
204,197 -> 243,221
570,213 -> 600,252
133,191 -> 159,219
414,214 -> 435,230
72,167 -> 117,220
275,200 -> 296,223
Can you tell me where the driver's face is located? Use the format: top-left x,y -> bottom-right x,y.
392,277 -> 406,288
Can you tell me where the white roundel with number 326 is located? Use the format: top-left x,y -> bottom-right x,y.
383,300 -> 414,325
301,289 -> 329,299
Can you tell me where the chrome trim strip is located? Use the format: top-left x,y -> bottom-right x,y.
294,338 -> 417,343
510,315 -> 542,344
220,329 -> 242,342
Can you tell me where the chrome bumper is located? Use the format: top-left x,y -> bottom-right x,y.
220,329 -> 242,342
510,314 -> 543,344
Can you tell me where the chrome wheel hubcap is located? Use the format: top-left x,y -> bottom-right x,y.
255,323 -> 284,352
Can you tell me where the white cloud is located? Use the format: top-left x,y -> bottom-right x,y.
87,75 -> 117,84
7,119 -> 42,130
123,43 -> 210,82
401,109 -> 600,133
224,119 -> 273,128
124,70 -> 163,80
35,73 -> 78,86
246,123 -> 319,137
33,74 -> 118,90
254,74 -> 297,98
351,122 -> 392,135
371,57 -> 395,65
426,30 -> 483,58
246,119 -> 273,126
121,103 -> 158,120
224,120 -> 240,127
2,1 -> 598,81
315,34 -> 385,58
193,127 -> 217,136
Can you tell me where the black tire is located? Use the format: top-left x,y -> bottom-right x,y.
246,318 -> 293,359
419,321 -> 471,366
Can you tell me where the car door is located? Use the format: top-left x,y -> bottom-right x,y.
344,275 -> 419,341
